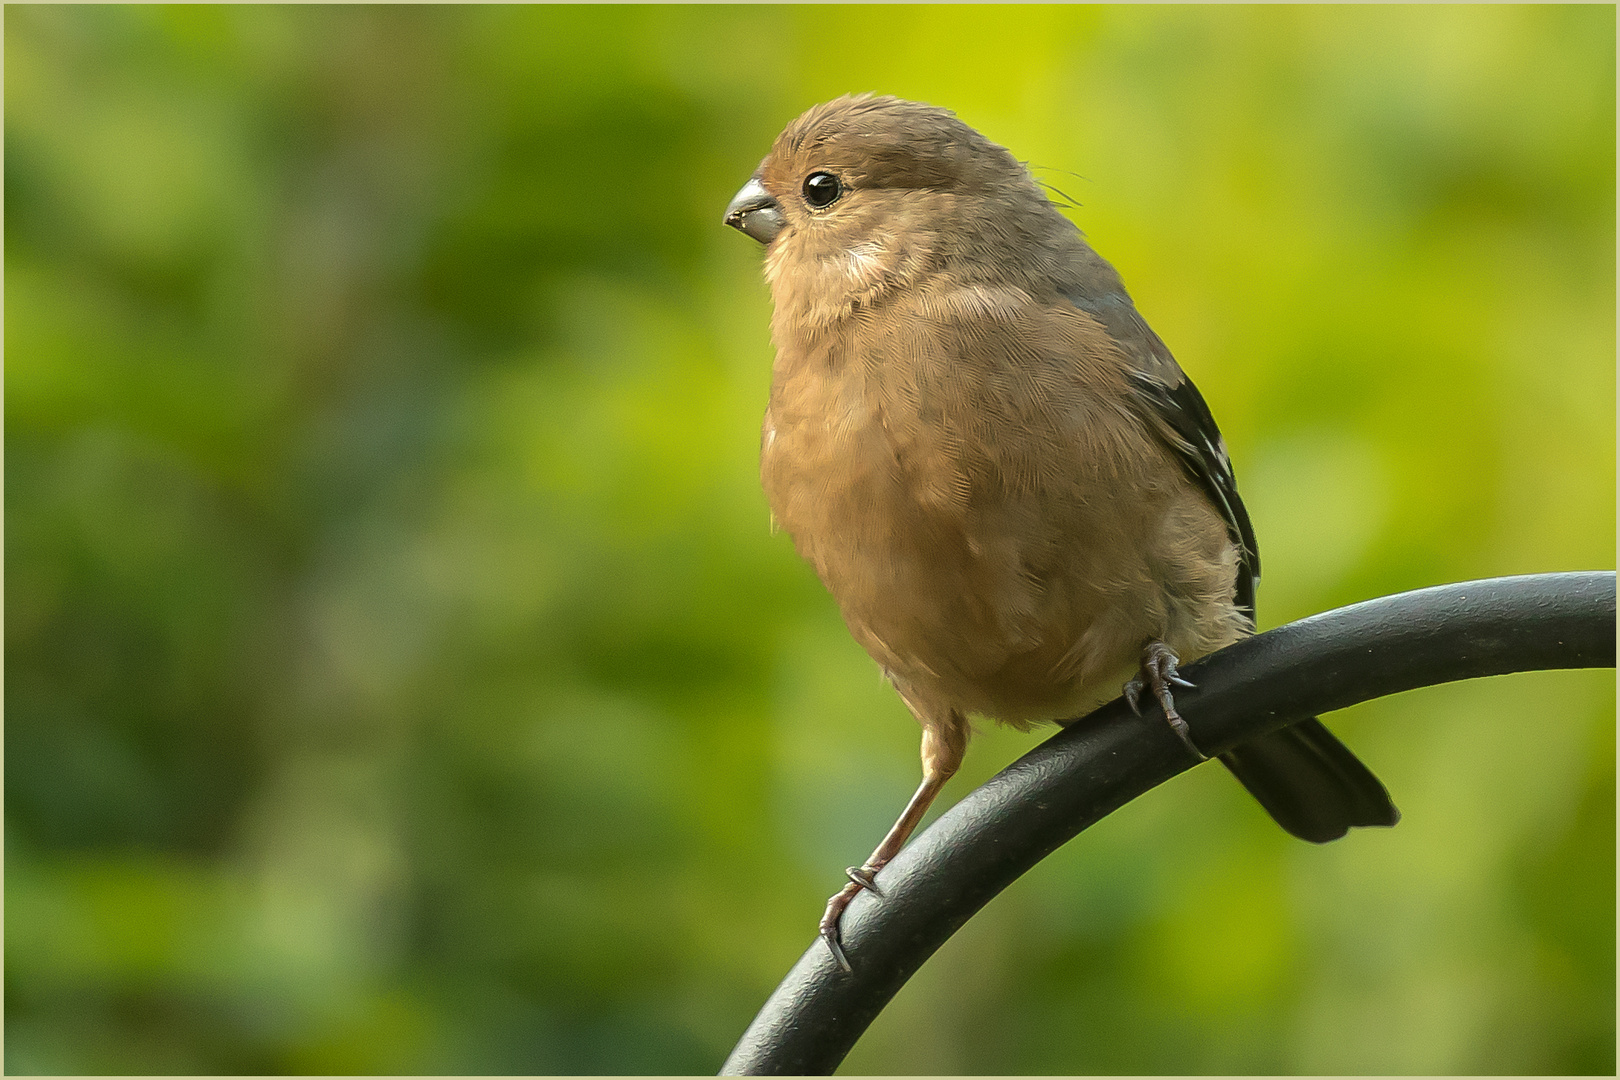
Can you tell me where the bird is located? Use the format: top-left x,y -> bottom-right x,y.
723,94 -> 1398,972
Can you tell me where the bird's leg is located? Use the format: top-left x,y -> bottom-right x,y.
1124,640 -> 1206,761
817,772 -> 945,972
819,719 -> 965,972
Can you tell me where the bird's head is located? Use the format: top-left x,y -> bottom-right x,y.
724,95 -> 1067,322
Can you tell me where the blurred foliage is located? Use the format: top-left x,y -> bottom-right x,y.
5,5 -> 1614,1075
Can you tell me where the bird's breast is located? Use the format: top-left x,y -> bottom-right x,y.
759,340 -> 1098,708
760,349 -> 968,556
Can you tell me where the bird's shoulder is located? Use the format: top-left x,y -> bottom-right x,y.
855,275 -> 1135,395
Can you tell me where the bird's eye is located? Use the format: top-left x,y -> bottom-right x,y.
802,172 -> 842,209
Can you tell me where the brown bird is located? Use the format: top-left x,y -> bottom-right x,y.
724,94 -> 1398,971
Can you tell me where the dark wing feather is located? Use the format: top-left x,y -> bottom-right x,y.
1125,367 -> 1260,620
1060,290 -> 1260,620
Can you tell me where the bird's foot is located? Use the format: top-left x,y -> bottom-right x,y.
818,863 -> 885,972
1124,641 -> 1206,761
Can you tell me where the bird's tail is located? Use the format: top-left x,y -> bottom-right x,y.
1219,718 -> 1399,843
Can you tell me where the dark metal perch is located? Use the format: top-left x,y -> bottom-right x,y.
720,571 -> 1617,1076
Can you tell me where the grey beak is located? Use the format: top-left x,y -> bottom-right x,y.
724,178 -> 785,245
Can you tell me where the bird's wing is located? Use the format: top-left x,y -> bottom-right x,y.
1060,289 -> 1260,621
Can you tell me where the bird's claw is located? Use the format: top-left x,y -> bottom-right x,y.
1125,642 -> 1208,761
821,925 -> 852,973
1163,709 -> 1207,761
819,874 -> 877,973
845,865 -> 883,896
1123,679 -> 1143,715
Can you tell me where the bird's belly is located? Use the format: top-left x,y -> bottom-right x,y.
761,412 -> 1153,725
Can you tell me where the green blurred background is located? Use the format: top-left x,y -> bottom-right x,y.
6,5 -> 1614,1074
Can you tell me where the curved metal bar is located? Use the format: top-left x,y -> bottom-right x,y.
720,572 -> 1616,1075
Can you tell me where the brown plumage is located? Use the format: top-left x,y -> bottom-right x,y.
725,94 -> 1397,970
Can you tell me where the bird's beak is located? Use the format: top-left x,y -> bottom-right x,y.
724,178 -> 785,245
